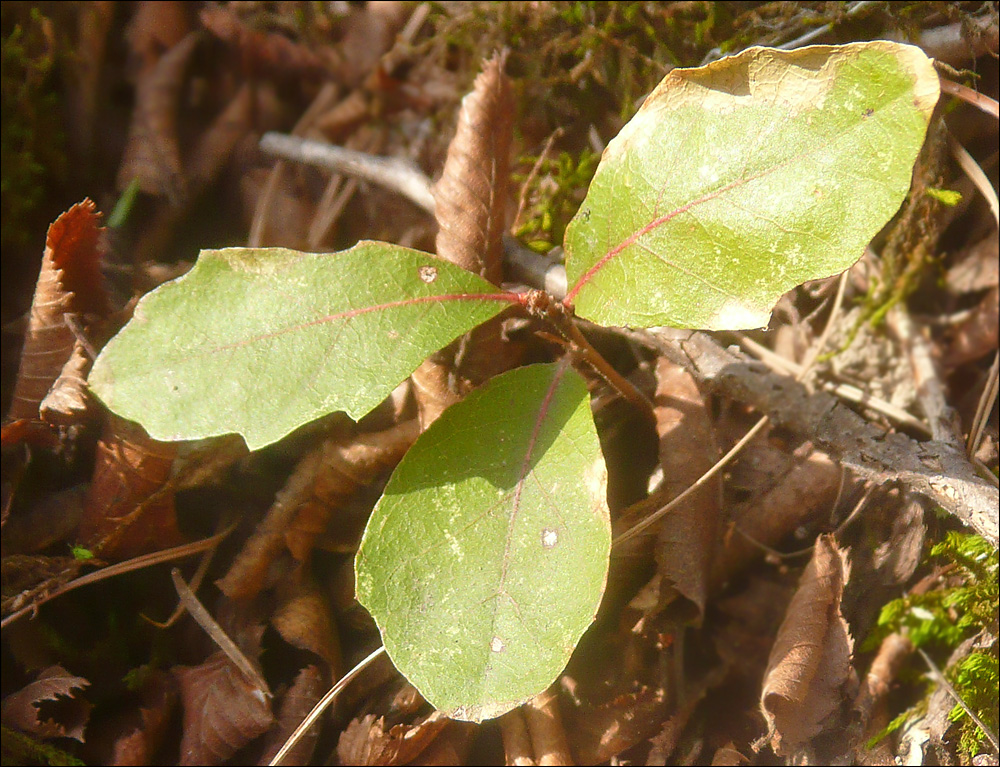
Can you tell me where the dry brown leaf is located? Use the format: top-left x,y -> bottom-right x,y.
109,670 -> 179,766
761,534 -> 858,758
272,573 -> 343,677
256,665 -> 325,767
8,200 -> 107,422
173,652 -> 274,766
39,337 -> 92,425
0,665 -> 92,743
199,6 -> 329,82
413,53 -> 520,428
946,233 -> 999,294
218,420 -> 418,600
434,51 -> 513,284
522,689 -> 573,766
1,484 -> 85,555
336,711 -> 452,765
187,82 -> 255,190
650,356 -> 721,621
563,687 -> 667,765
498,707 -> 535,766
0,555 -> 83,622
77,414 -> 182,561
946,285 -> 999,367
125,1 -> 195,80
712,446 -> 841,590
117,31 -> 199,202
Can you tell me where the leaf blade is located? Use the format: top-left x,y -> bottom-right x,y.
564,41 -> 939,329
355,361 -> 610,722
89,242 -> 518,449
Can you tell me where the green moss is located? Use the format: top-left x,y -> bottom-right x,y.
1,6 -> 65,250
866,532 -> 998,759
513,148 -> 599,253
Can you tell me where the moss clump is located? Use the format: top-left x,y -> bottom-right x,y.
1,6 -> 66,251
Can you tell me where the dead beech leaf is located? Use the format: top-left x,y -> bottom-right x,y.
77,414 -> 182,561
257,665 -> 325,767
651,357 -> 722,621
712,447 -> 841,590
125,1 -> 194,80
39,338 -> 92,425
434,51 -> 513,283
272,574 -> 343,676
173,652 -> 274,766
218,420 -> 418,600
413,53 -> 520,428
946,284 -> 999,367
564,687 -> 667,765
761,534 -> 858,757
8,200 -> 108,422
0,665 -> 93,742
336,711 -> 452,766
109,669 -> 178,766
117,31 -> 199,203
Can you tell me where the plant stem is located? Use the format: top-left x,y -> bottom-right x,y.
520,290 -> 655,424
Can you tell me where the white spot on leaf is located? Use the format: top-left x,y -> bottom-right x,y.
490,636 -> 504,653
542,528 -> 558,548
418,265 -> 438,283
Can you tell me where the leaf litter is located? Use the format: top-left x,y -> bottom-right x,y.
2,3 -> 998,765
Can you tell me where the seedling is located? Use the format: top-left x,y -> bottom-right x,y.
89,42 -> 938,721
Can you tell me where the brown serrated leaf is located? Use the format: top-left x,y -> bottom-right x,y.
109,670 -> 179,766
272,573 -> 343,676
218,420 -> 418,600
761,535 -> 858,758
77,414 -> 182,561
257,665 -> 325,767
173,652 -> 274,766
117,31 -> 199,203
8,200 -> 108,422
336,711 -> 452,766
39,337 -> 92,425
0,665 -> 93,742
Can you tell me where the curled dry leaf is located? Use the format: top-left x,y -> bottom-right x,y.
39,338 -> 93,425
0,665 -> 93,742
413,53 -> 520,428
336,711 -> 452,766
77,414 -> 182,561
257,665 -> 325,767
272,574 -> 343,677
173,652 -> 274,766
116,31 -> 199,203
8,199 -> 108,423
521,689 -> 574,766
650,356 -> 721,622
217,419 -> 418,600
563,687 -> 667,764
761,534 -> 858,758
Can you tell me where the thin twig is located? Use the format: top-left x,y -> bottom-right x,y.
949,134 -> 1000,226
259,132 -> 436,213
269,645 -> 387,766
512,127 -> 564,233
940,79 -> 1000,121
968,351 -> 999,462
0,526 -> 235,629
170,568 -> 271,697
917,646 -> 1000,754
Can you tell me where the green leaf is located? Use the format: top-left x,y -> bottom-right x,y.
564,41 -> 940,329
355,361 -> 610,722
89,243 -> 517,450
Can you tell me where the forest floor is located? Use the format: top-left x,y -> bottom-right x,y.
1,3 -> 998,765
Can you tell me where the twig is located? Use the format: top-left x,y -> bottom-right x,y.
940,79 -> 1000,121
968,352 -> 999,461
0,526 -> 235,629
917,646 -> 1000,754
269,645 -> 387,766
259,132 -> 436,213
512,127 -> 564,233
170,568 -> 271,697
949,134 -> 999,227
